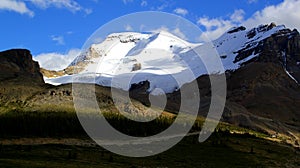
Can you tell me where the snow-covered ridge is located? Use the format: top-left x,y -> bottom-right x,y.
46,23 -> 290,93
213,23 -> 286,69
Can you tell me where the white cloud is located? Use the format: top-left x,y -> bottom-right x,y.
230,9 -> 245,23
121,0 -> 147,7
30,0 -> 82,12
122,0 -> 134,4
173,8 -> 188,16
139,24 -> 146,32
0,0 -> 90,16
243,0 -> 300,31
34,49 -> 81,71
198,0 -> 300,41
172,28 -> 187,40
150,26 -> 169,33
248,0 -> 257,4
156,3 -> 168,11
51,35 -> 65,45
84,8 -> 93,15
125,24 -> 133,31
150,26 -> 187,40
149,0 -> 173,11
0,0 -> 34,16
92,37 -> 104,44
198,16 -> 236,41
197,9 -> 244,41
141,0 -> 148,7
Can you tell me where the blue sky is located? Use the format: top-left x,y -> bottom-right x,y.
1,0 -> 299,70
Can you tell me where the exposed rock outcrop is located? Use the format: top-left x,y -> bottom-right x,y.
235,25 -> 300,82
0,49 -> 44,83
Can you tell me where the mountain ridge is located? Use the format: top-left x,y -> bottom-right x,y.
0,49 -> 44,83
44,23 -> 300,92
0,22 -> 300,147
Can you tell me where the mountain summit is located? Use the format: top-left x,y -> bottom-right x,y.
0,49 -> 44,83
41,23 -> 300,146
0,23 -> 300,148
45,23 -> 300,95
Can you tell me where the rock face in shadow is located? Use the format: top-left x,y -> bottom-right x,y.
235,27 -> 300,82
0,49 -> 44,83
225,62 -> 300,135
126,25 -> 300,146
0,24 -> 300,147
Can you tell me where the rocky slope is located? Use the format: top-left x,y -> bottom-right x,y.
1,23 -> 300,147
232,25 -> 300,81
0,49 -> 44,83
0,49 -> 157,119
44,23 -> 300,94
124,23 -> 300,146
0,49 -> 46,110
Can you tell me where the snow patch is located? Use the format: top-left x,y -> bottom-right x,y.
46,24 -> 294,93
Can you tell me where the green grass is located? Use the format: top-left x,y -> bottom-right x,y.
0,110 -> 298,167
0,107 -> 207,138
0,111 -> 85,138
0,134 -> 299,168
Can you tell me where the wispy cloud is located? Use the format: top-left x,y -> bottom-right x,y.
230,9 -> 245,23
248,0 -> 258,4
141,0 -> 148,7
150,26 -> 187,40
0,0 -> 91,16
243,0 -> 300,30
198,0 -> 300,41
173,8 -> 188,16
171,27 -> 187,40
122,0 -> 134,4
149,0 -> 173,11
84,8 -> 93,15
30,0 -> 81,12
197,9 -> 243,41
0,0 -> 34,17
198,16 -> 235,41
156,3 -> 169,11
125,24 -> 133,31
51,35 -> 65,45
30,0 -> 92,14
92,37 -> 104,44
34,49 -> 81,71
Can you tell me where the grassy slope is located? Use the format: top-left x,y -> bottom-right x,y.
0,110 -> 299,167
0,134 -> 299,168
0,80 -> 299,167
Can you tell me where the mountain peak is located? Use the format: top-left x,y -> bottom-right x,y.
47,23 -> 300,91
224,23 -> 284,37
227,26 -> 246,34
0,49 -> 44,83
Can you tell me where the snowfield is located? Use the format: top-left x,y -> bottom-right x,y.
45,24 -> 288,93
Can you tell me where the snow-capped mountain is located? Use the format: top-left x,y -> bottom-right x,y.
46,31 -> 204,93
45,23 -> 300,93
213,23 -> 284,69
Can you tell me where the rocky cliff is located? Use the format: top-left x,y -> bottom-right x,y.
0,49 -> 44,83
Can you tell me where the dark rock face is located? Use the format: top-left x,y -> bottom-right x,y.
0,49 -> 44,83
129,80 -> 150,92
131,24 -> 300,145
224,62 -> 300,144
234,26 -> 300,82
246,23 -> 277,39
132,63 -> 141,71
221,25 -> 300,143
227,26 -> 246,34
